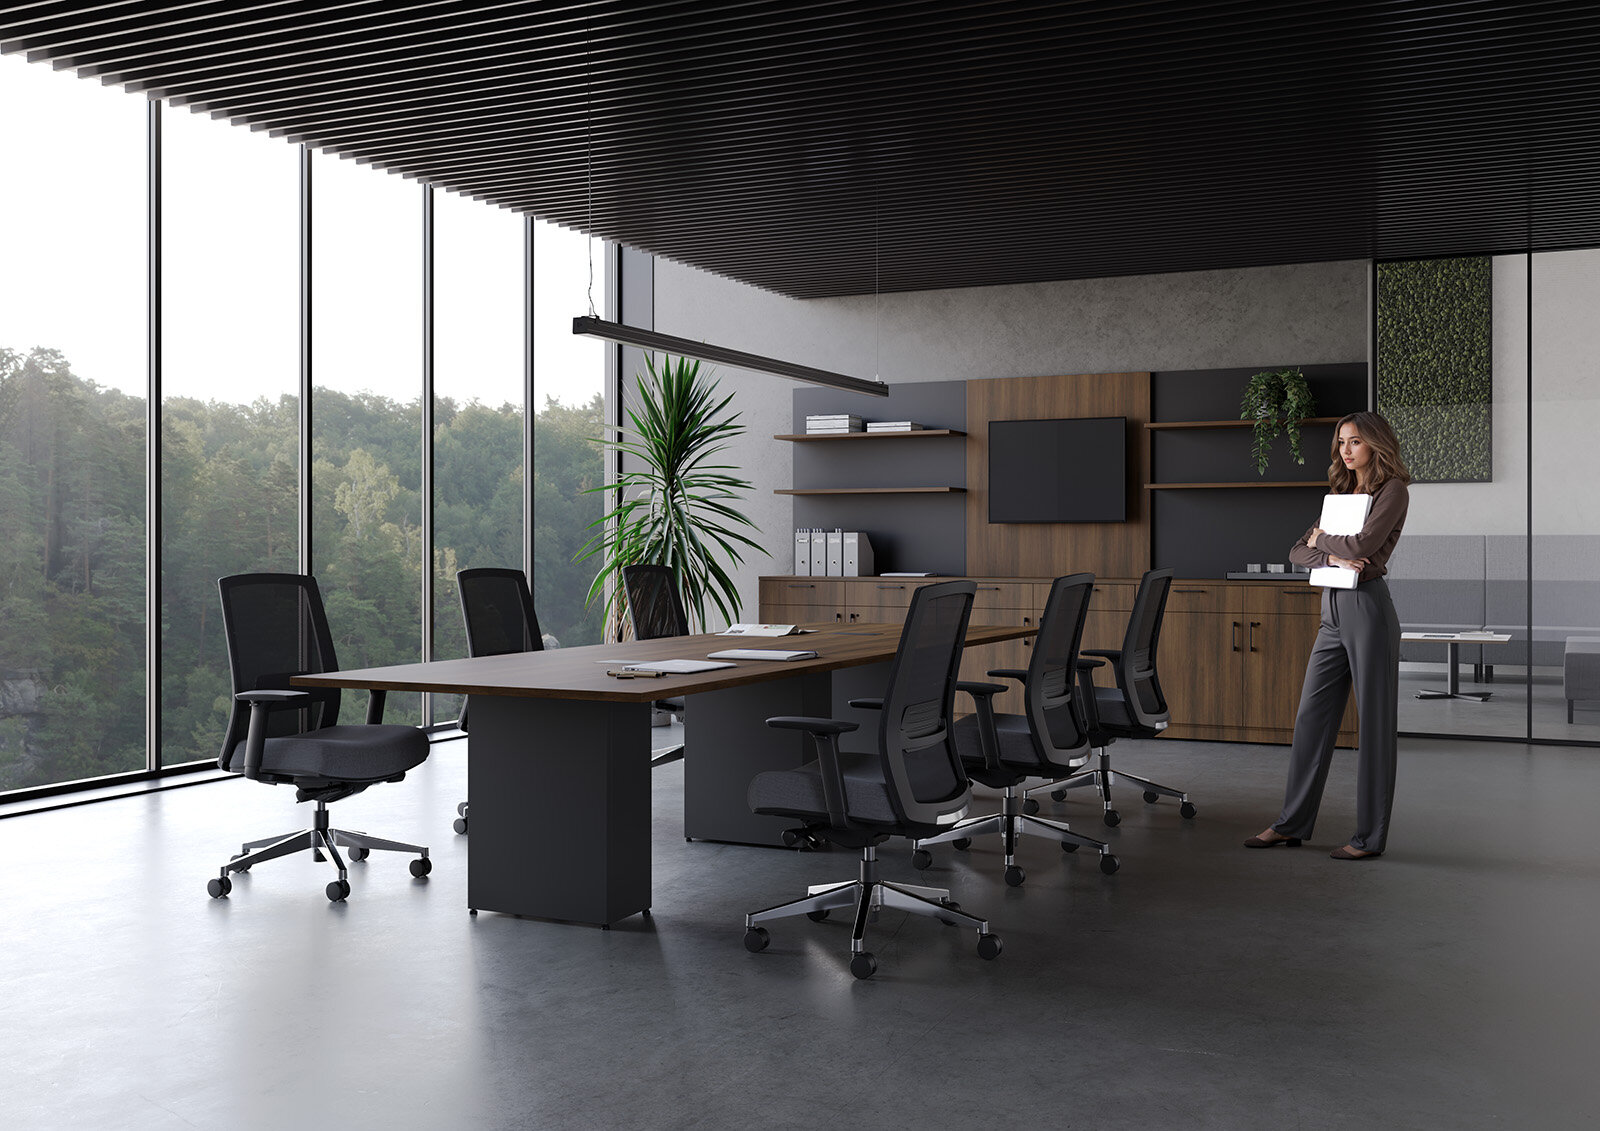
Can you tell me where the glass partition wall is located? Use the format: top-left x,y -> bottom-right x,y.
0,57 -> 611,798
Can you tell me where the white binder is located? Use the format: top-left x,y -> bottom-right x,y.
809,530 -> 828,576
825,530 -> 844,576
1308,493 -> 1372,589
843,532 -> 874,577
794,529 -> 811,576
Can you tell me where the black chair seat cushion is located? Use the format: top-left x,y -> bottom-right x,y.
253,724 -> 429,783
749,748 -> 954,827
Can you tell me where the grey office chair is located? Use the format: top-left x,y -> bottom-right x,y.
621,562 -> 687,767
912,573 -> 1120,884
455,567 -> 545,835
742,580 -> 1002,979
1027,568 -> 1196,826
208,573 -> 431,903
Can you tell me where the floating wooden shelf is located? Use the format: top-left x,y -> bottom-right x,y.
775,486 -> 967,495
775,429 -> 967,441
1145,481 -> 1327,490
1144,416 -> 1343,430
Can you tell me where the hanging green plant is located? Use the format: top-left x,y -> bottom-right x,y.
1239,367 -> 1317,476
578,353 -> 768,640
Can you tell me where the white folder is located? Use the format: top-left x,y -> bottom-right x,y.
1308,493 -> 1371,589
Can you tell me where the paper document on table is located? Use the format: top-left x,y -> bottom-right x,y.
706,648 -> 819,661
620,659 -> 736,674
717,623 -> 804,636
1308,493 -> 1372,588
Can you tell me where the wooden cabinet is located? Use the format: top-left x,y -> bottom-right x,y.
756,576 -> 1357,746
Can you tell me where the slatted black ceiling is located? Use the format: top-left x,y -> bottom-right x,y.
4,1 -> 1599,298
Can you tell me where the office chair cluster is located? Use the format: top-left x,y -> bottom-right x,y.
204,565 -> 1189,980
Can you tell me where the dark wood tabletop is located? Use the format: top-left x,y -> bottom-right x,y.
292,621 -> 1036,703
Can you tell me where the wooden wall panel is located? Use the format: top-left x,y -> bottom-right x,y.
965,373 -> 1152,578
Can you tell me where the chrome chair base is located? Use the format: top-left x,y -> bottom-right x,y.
1025,750 -> 1194,825
915,783 -> 1116,878
213,800 -> 430,899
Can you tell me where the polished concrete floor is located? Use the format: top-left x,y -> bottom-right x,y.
4,731 -> 1598,1129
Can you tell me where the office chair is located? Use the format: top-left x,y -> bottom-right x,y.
621,563 -> 688,767
207,573 -> 431,903
1026,567 -> 1196,827
742,580 -> 1002,979
454,567 -> 545,835
911,573 -> 1120,885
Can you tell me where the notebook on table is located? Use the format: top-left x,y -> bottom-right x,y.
706,648 -> 819,662
617,659 -> 737,674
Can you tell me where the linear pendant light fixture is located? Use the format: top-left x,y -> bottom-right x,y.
572,316 -> 889,396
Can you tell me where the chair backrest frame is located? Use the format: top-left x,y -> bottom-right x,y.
875,579 -> 976,826
457,567 -> 545,658
1116,567 -> 1174,729
216,572 -> 342,772
1023,573 -> 1096,770
622,563 -> 690,640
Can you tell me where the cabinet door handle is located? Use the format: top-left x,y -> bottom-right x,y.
848,612 -> 859,622
1174,588 -> 1208,594
977,586 -> 1002,591
1249,621 -> 1260,652
1022,615 -> 1032,647
876,584 -> 905,590
834,611 -> 844,622
1232,621 -> 1241,652
786,583 -> 816,588
1280,589 -> 1313,596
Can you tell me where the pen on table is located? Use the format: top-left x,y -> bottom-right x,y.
606,669 -> 668,678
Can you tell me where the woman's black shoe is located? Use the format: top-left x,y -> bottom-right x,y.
1243,834 -> 1302,848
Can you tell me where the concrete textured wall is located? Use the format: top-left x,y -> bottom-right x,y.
651,257 -> 1370,625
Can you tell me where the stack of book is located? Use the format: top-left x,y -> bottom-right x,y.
865,421 -> 924,432
805,414 -> 864,434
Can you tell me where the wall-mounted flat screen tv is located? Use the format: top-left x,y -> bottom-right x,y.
988,417 -> 1127,523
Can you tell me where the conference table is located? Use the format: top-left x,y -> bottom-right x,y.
294,620 -> 1035,927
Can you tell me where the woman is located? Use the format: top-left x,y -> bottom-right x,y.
1246,411 -> 1411,859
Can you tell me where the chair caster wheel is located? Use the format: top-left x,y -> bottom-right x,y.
952,837 -> 972,851
1022,797 -> 1041,816
976,933 -> 1003,960
911,848 -> 933,870
1004,864 -> 1026,887
1103,809 -> 1121,827
1061,841 -> 1080,853
1143,790 -> 1160,804
806,909 -> 830,922
1050,789 -> 1067,802
347,846 -> 369,862
453,817 -> 468,835
1100,853 -> 1121,875
1180,801 -> 1198,819
850,952 -> 878,979
409,857 -> 432,878
783,830 -> 820,851
456,802 -> 469,817
744,927 -> 770,953
326,879 -> 350,902
207,876 -> 232,899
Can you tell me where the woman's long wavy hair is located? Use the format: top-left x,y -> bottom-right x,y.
1327,411 -> 1411,494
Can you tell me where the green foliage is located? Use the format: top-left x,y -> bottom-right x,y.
580,355 -> 767,636
1376,257 -> 1493,482
0,345 -> 608,790
1239,367 -> 1318,476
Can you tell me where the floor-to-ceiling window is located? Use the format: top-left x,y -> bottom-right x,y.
309,153 -> 425,725
532,218 -> 607,647
430,192 -> 526,721
0,56 -> 147,790
159,104 -> 299,766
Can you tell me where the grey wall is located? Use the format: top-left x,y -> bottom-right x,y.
651,257 -> 1370,624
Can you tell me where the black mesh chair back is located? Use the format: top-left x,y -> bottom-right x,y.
1117,568 -> 1174,727
1024,572 -> 1096,767
623,564 -> 690,639
876,579 -> 976,826
458,568 -> 544,658
216,572 -> 342,772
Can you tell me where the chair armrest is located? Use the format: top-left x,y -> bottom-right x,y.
846,697 -> 883,711
957,683 -> 1005,771
1075,657 -> 1106,669
958,680 -> 1009,698
985,668 -> 1028,683
235,690 -> 314,781
765,716 -> 859,827
1081,649 -> 1121,661
766,716 -> 859,736
1074,661 -> 1105,733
